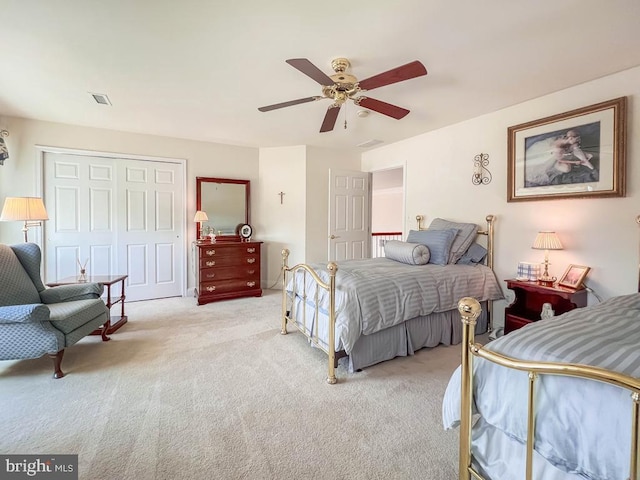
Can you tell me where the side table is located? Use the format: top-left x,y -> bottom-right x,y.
504,279 -> 587,334
46,274 -> 128,335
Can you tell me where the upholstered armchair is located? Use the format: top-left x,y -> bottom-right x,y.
0,243 -> 110,378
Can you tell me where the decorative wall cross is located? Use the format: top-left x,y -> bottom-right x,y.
278,192 -> 285,204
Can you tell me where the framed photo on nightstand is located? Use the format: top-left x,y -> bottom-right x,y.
558,264 -> 590,289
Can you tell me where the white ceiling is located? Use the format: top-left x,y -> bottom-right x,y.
2,0 -> 640,152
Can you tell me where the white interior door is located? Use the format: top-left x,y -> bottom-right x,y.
328,169 -> 370,261
43,152 -> 185,301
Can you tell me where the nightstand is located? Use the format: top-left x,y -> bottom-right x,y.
504,279 -> 587,334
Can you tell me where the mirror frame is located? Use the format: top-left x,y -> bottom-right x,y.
196,177 -> 250,241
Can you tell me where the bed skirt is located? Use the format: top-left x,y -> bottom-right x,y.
346,303 -> 488,372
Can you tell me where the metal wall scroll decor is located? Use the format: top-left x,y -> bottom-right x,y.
472,152 -> 492,185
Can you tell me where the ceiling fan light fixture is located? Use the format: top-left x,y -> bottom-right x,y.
258,57 -> 427,133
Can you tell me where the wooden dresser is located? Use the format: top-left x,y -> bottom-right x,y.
195,241 -> 262,305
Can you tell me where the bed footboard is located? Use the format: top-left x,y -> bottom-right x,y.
281,249 -> 339,384
457,297 -> 640,480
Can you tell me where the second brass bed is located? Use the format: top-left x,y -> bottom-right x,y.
445,295 -> 640,480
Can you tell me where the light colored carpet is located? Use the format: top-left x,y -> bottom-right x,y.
0,289 -> 470,480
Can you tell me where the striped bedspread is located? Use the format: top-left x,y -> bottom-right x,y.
443,292 -> 640,480
288,257 -> 503,353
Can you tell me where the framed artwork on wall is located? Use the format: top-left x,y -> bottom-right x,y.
507,97 -> 627,202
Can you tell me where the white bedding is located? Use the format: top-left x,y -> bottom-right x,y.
287,257 -> 503,353
442,293 -> 640,480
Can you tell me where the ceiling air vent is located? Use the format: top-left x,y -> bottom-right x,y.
357,139 -> 384,148
89,92 -> 112,106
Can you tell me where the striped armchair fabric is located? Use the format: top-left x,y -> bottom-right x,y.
0,243 -> 110,378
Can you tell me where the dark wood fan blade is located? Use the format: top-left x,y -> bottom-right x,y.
258,96 -> 320,112
320,105 -> 341,132
358,61 -> 427,91
286,58 -> 334,86
356,97 -> 410,119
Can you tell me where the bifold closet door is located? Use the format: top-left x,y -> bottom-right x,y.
43,152 -> 185,301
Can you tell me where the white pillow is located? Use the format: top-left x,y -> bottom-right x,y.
384,240 -> 430,265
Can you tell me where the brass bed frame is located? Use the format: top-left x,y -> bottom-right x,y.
457,216 -> 640,479
457,297 -> 640,480
280,215 -> 496,385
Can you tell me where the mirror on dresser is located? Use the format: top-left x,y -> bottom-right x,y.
196,177 -> 250,241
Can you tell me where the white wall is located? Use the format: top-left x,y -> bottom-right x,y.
371,168 -> 404,233
256,145 -> 361,287
0,116 -> 259,292
362,66 -> 640,329
372,187 -> 403,232
256,145 -> 307,287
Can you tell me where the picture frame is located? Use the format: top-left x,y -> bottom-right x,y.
507,97 -> 627,202
558,264 -> 591,289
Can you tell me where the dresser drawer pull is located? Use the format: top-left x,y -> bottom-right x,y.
205,273 -> 216,279
246,258 -> 256,264
206,286 -> 216,292
206,249 -> 216,256
206,261 -> 216,267
247,247 -> 256,253
246,281 -> 256,288
247,269 -> 255,275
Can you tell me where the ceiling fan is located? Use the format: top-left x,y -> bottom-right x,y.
258,58 -> 428,133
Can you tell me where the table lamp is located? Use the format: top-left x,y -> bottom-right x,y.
193,210 -> 208,241
0,197 -> 49,242
532,231 -> 563,286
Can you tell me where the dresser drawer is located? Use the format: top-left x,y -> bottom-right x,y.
199,265 -> 259,282
200,278 -> 260,295
199,245 -> 260,258
199,254 -> 259,269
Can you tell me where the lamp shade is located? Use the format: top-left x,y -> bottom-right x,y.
532,231 -> 563,250
0,197 -> 49,221
193,210 -> 208,223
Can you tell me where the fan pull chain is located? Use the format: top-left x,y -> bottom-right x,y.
344,102 -> 348,129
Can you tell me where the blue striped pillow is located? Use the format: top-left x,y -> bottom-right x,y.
406,228 -> 459,265
428,218 -> 478,264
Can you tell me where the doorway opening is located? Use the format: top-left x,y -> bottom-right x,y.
370,167 -> 404,257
